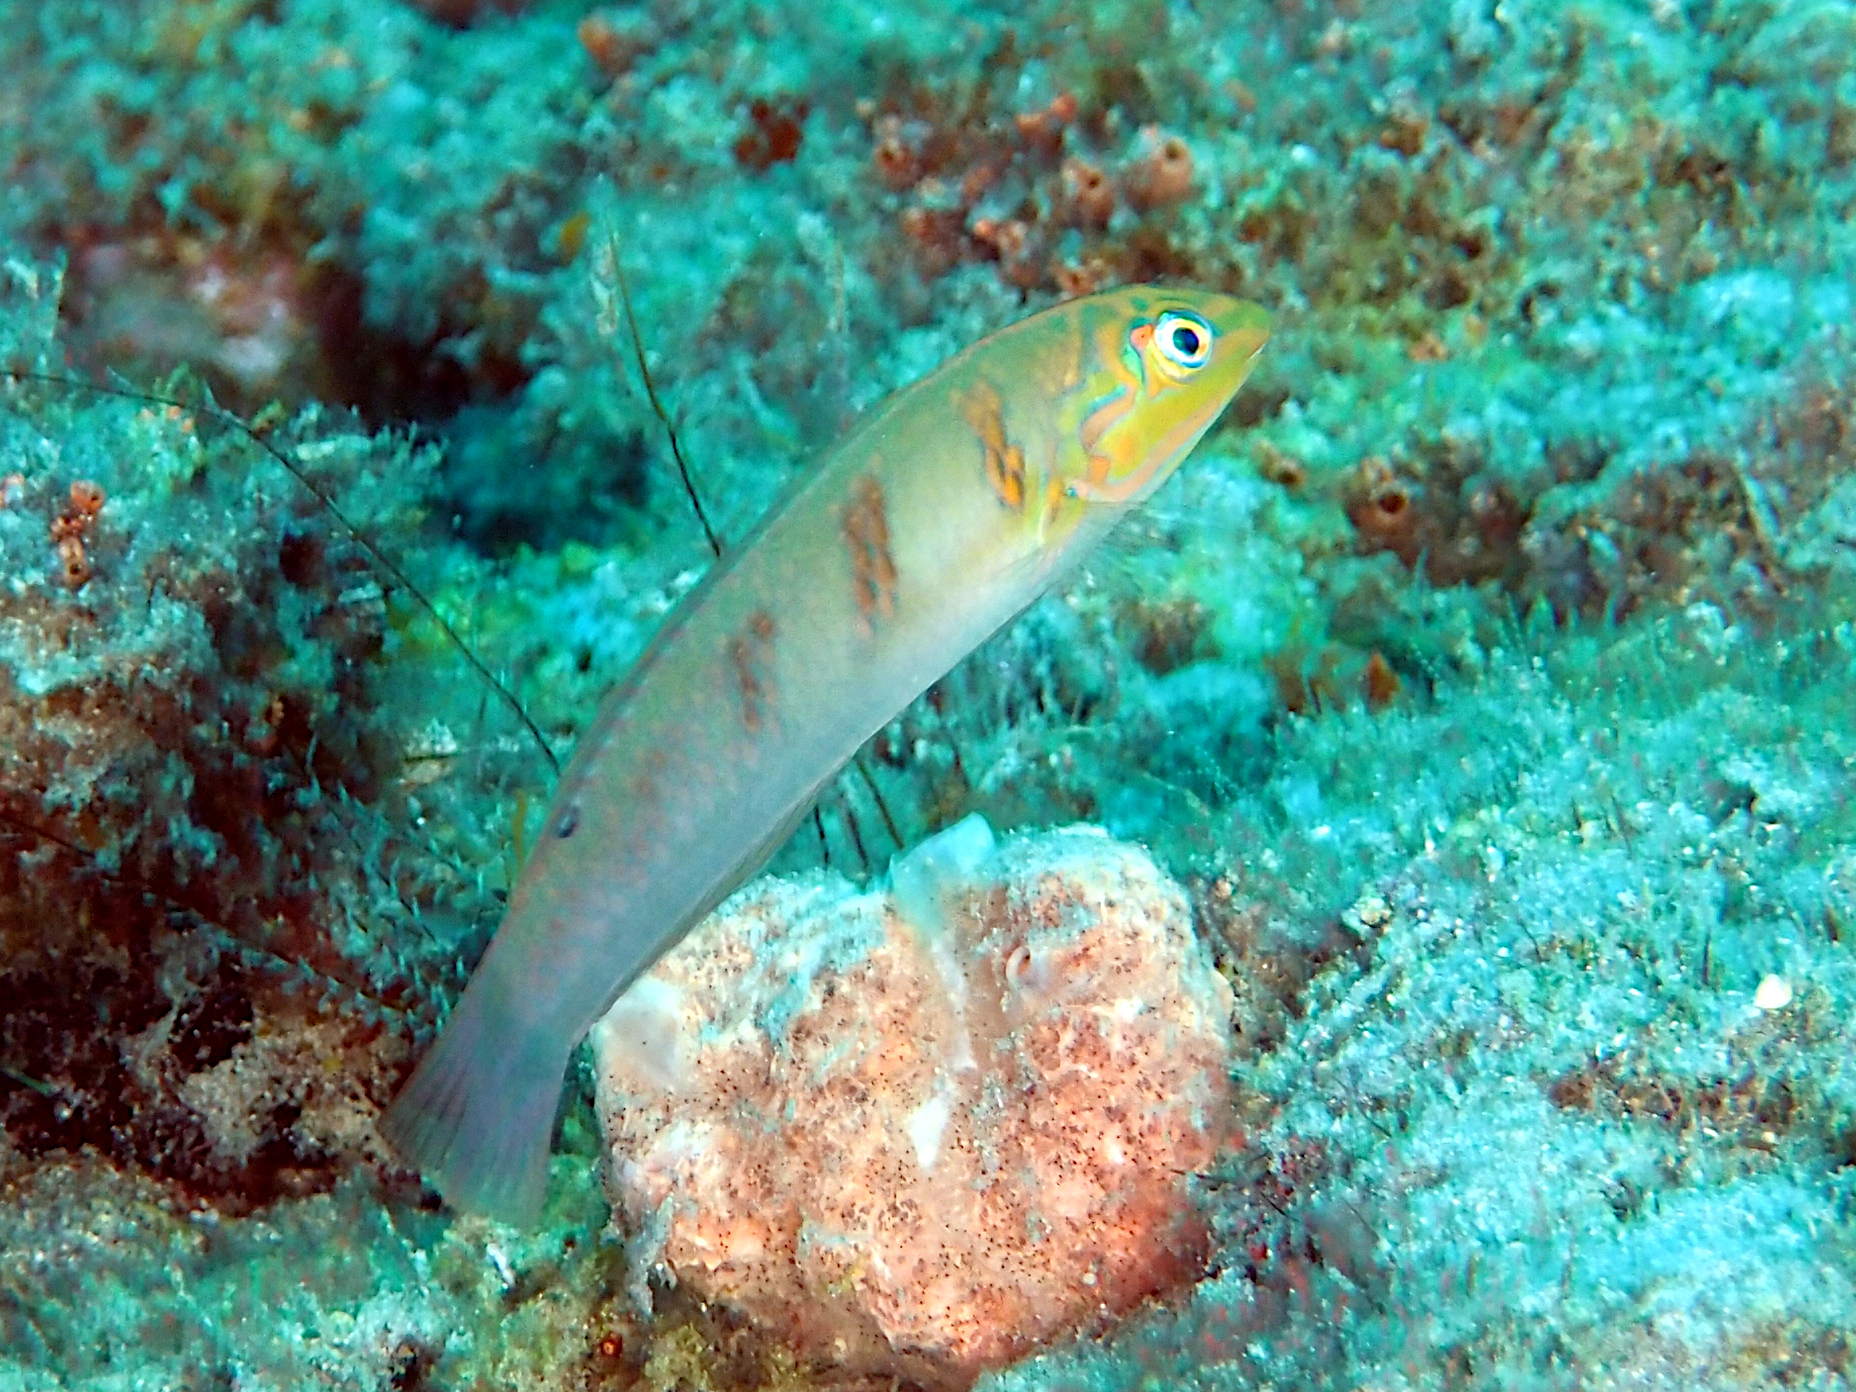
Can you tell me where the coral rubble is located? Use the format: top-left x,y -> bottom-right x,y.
592,820 -> 1235,1388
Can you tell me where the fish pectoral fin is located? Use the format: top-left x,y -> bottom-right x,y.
1063,467 -> 1148,506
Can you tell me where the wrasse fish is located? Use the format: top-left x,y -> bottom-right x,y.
379,284 -> 1272,1222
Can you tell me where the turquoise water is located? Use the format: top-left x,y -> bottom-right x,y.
2,1 -> 1854,1387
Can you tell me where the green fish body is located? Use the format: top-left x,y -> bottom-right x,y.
380,285 -> 1271,1222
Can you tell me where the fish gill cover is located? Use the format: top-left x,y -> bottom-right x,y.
2,0 -> 1856,1389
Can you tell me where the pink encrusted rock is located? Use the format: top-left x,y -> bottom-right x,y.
590,819 -> 1237,1388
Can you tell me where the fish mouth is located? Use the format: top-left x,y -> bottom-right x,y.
1195,298 -> 1270,398
1210,298 -> 1272,366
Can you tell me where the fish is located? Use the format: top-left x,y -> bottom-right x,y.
377,283 -> 1272,1223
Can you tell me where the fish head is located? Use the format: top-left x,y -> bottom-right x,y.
1065,285 -> 1271,507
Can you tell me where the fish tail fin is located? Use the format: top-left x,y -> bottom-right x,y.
378,986 -> 568,1226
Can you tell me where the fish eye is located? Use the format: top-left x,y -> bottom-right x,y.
1153,311 -> 1212,370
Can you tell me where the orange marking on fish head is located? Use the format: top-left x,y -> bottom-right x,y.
1066,288 -> 1272,506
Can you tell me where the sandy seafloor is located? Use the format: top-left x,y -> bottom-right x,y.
2,0 -> 1856,1387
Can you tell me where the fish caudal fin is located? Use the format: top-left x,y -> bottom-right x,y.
378,987 -> 568,1226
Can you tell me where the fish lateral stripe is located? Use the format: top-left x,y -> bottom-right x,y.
843,473 -> 899,625
728,609 -> 779,734
960,380 -> 1029,511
